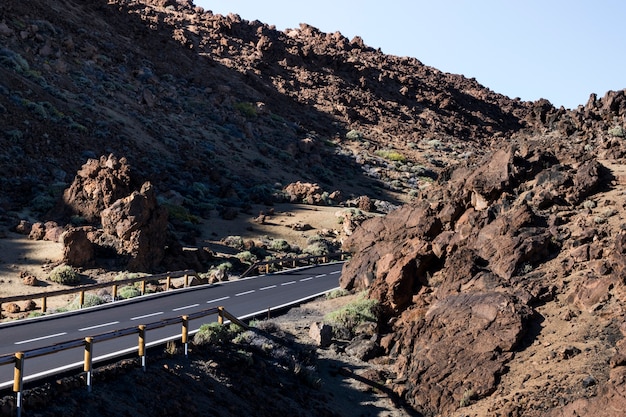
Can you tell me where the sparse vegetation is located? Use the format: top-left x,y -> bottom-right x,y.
345,129 -> 363,140
375,149 -> 407,163
193,322 -> 243,345
269,238 -> 291,252
608,125 -> 625,137
118,285 -> 141,299
234,101 -> 257,118
65,293 -> 107,310
324,291 -> 378,338
48,265 -> 80,285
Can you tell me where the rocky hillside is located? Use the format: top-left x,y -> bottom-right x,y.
341,106 -> 626,415
2,0 -> 626,416
0,0 -> 538,221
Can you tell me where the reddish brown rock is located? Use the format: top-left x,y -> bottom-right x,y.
29,222 -> 45,240
5,303 -> 20,314
62,226 -> 96,268
392,292 -> 531,416
62,154 -> 140,223
22,275 -> 40,286
100,182 -> 168,271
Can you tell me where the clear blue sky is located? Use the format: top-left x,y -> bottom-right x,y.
194,1 -> 625,109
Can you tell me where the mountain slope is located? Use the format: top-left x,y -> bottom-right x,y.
1,0 -> 535,219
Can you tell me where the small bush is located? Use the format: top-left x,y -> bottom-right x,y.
303,242 -> 329,257
608,126 -> 625,137
193,322 -> 242,346
48,265 -> 80,285
118,285 -> 141,299
375,149 -> 406,163
270,239 -> 291,252
217,262 -> 233,272
236,251 -> 257,264
222,236 -> 244,250
65,293 -> 107,311
324,292 -> 378,338
345,129 -> 362,140
326,288 -> 350,299
234,101 -> 257,118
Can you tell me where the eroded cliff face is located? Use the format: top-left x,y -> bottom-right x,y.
341,119 -> 626,415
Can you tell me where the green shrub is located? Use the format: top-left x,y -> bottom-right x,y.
270,239 -> 291,252
193,322 -> 242,346
118,285 -> 141,299
324,292 -> 378,338
608,126 -> 625,137
217,262 -> 233,272
222,236 -> 244,250
375,149 -> 406,163
303,242 -> 329,256
236,251 -> 257,264
65,293 -> 107,310
234,101 -> 257,118
326,288 -> 350,300
345,129 -> 362,140
48,265 -> 80,285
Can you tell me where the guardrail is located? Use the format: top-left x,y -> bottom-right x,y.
0,252 -> 349,317
240,251 -> 350,277
0,269 -> 197,316
1,306 -> 248,417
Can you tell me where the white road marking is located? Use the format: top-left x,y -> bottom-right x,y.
131,312 -> 163,321
15,332 -> 67,345
330,271 -> 341,275
79,321 -> 120,332
281,281 -> 296,286
315,274 -> 327,278
207,296 -> 230,304
172,303 -> 199,312
300,277 -> 313,282
259,285 -> 276,291
235,290 -> 255,296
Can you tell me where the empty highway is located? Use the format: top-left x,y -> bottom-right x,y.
0,262 -> 343,390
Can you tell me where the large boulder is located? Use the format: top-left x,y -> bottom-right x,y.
62,154 -> 140,223
62,226 -> 96,267
392,292 -> 532,416
100,182 -> 168,271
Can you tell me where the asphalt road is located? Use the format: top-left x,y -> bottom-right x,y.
0,262 -> 343,390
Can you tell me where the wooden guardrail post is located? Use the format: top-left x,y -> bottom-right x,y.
41,296 -> 47,313
84,337 -> 93,393
181,315 -> 189,357
184,274 -> 189,288
112,284 -> 118,300
14,352 -> 24,417
218,306 -> 224,324
166,275 -> 171,291
141,280 -> 146,296
265,264 -> 269,274
138,325 -> 146,371
79,290 -> 85,309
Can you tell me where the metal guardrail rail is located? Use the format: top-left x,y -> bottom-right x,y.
240,251 -> 350,277
0,269 -> 197,315
0,252 -> 349,316
1,306 -> 248,417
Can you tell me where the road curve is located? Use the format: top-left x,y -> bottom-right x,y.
0,262 -> 343,390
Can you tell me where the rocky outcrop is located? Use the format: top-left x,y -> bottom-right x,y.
341,138 -> 626,416
62,155 -> 140,223
100,182 -> 168,271
60,157 -> 169,272
283,181 -> 340,205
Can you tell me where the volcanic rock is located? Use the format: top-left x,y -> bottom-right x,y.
100,182 -> 168,271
